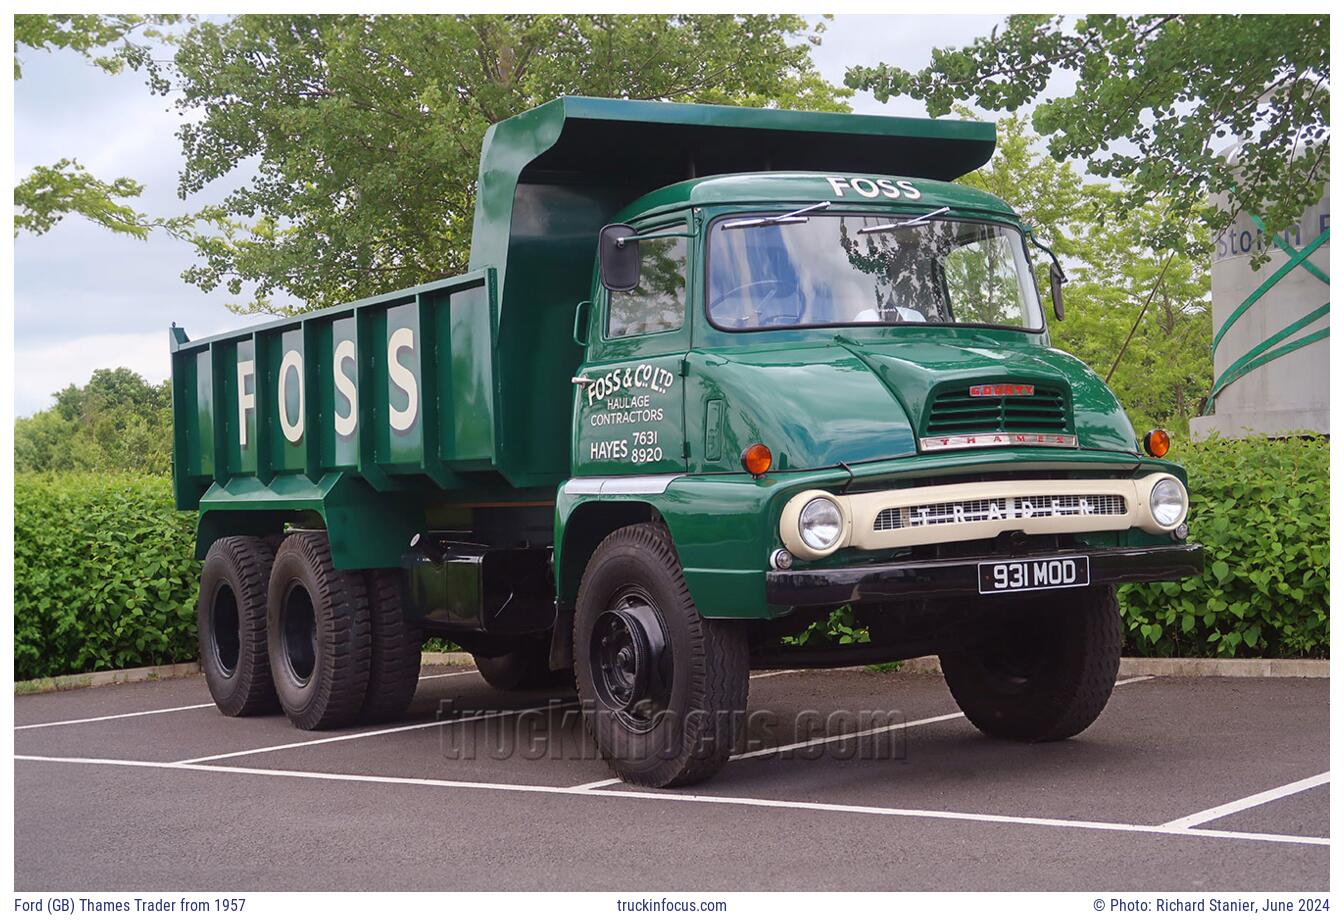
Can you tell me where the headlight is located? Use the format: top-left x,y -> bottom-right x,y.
1149,478 -> 1187,528
799,497 -> 843,551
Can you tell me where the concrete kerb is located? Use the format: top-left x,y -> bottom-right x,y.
13,652 -> 1327,696
14,661 -> 203,696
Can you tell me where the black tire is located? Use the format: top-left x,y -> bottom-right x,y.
574,522 -> 749,788
473,638 -> 563,691
197,536 -> 279,717
266,531 -> 372,730
359,569 -> 422,723
939,585 -> 1122,742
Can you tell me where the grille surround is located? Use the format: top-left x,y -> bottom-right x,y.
776,473 -> 1185,559
925,384 -> 1071,436
873,493 -> 1128,532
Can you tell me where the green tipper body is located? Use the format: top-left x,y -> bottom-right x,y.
171,96 -> 1191,621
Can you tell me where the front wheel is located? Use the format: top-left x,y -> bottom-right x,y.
574,523 -> 749,788
939,585 -> 1122,742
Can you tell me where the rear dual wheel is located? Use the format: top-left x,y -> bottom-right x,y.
198,532 -> 420,728
198,537 -> 279,717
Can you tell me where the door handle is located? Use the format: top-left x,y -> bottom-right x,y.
571,376 -> 595,385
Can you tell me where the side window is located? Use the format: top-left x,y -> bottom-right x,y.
607,227 -> 687,338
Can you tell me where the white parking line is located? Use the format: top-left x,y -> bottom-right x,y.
13,753 -> 1327,848
13,668 -> 481,733
13,663 -> 801,735
14,703 -> 218,731
174,701 -> 576,765
569,777 -> 624,790
732,674 -> 1154,761
563,674 -> 1155,786
1161,772 -> 1331,829
176,662 -> 806,767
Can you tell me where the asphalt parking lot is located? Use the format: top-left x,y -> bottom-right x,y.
14,665 -> 1329,891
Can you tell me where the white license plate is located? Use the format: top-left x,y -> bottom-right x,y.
978,556 -> 1090,594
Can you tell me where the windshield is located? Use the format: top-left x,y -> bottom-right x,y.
707,214 -> 1045,331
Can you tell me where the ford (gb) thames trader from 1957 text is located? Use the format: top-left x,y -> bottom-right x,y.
170,97 -> 1203,787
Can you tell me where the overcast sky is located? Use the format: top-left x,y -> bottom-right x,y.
13,14 -> 1035,417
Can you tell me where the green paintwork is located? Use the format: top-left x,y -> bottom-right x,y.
172,95 -> 1191,620
171,270 -> 505,568
555,448 -> 1188,619
612,172 -> 1016,226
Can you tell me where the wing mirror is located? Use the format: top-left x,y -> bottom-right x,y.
1049,260 -> 1066,321
1026,229 -> 1067,321
598,224 -> 640,292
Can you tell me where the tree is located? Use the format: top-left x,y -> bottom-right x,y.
13,14 -> 182,239
156,14 -> 850,315
15,368 -> 174,475
954,114 -> 1211,434
1051,196 -> 1212,435
846,15 -> 1329,263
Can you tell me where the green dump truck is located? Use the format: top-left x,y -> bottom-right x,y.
170,96 -> 1203,787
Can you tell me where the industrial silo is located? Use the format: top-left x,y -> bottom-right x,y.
1190,170 -> 1330,440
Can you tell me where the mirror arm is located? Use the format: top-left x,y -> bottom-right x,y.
1025,228 -> 1068,284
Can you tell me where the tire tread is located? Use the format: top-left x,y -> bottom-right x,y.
198,536 -> 278,716
575,522 -> 749,788
359,569 -> 422,723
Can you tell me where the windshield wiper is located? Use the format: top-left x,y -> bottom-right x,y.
721,201 -> 830,230
856,206 -> 951,235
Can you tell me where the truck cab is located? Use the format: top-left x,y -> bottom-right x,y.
171,97 -> 1202,788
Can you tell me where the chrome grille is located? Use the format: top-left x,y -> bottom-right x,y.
873,493 -> 1128,531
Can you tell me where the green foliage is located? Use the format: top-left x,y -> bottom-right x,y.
1121,435 -> 1328,658
14,15 -> 182,239
957,113 -> 1212,434
1051,196 -> 1212,436
787,438 -> 1327,661
847,14 -> 1330,266
784,606 -> 869,647
14,473 -> 202,680
14,159 -> 154,239
14,368 -> 173,476
13,13 -> 180,78
155,14 -> 850,315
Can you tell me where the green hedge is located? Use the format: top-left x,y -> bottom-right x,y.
1119,434 -> 1328,658
10,436 -> 1329,679
14,473 -> 201,680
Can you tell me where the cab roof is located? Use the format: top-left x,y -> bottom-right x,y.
612,172 -> 1020,224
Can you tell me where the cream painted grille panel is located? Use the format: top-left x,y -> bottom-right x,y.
873,493 -> 1128,531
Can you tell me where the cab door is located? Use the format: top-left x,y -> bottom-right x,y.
572,218 -> 692,478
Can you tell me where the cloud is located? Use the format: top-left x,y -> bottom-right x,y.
14,39 -> 254,418
15,332 -> 173,416
809,14 -> 1008,118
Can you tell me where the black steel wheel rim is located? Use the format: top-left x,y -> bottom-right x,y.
210,582 -> 242,678
590,589 -> 671,733
281,581 -> 318,686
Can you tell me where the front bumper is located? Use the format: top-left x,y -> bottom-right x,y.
765,543 -> 1204,607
